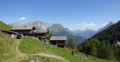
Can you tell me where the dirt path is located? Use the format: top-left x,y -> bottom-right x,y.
32,53 -> 70,62
5,39 -> 70,62
4,39 -> 25,62
15,39 -> 26,57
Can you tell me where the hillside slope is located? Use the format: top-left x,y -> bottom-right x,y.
78,21 -> 120,60
18,38 -> 118,62
0,21 -> 11,31
0,21 -> 11,37
0,21 -> 15,62
91,21 -> 120,44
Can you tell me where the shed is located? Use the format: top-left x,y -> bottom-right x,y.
50,36 -> 67,48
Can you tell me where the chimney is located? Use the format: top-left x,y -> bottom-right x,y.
24,25 -> 27,28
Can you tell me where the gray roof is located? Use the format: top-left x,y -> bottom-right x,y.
11,26 -> 34,30
50,36 -> 67,40
34,30 -> 48,33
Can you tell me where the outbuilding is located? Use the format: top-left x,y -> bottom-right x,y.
50,36 -> 67,48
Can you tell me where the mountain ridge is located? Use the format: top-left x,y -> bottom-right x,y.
73,21 -> 114,39
90,21 -> 120,44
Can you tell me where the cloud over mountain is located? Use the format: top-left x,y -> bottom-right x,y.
74,23 -> 97,27
16,17 -> 26,21
73,21 -> 114,39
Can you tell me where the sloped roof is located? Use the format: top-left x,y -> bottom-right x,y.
11,26 -> 35,30
34,30 -> 48,33
50,36 -> 67,40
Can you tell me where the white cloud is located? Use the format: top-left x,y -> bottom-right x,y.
74,23 -> 97,27
102,22 -> 108,26
16,17 -> 26,21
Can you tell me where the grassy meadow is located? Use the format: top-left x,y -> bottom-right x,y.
18,38 -> 119,62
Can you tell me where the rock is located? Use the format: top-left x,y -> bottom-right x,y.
35,58 -> 40,62
82,57 -> 87,59
46,58 -> 51,61
30,60 -> 34,62
84,57 -> 87,59
3,53 -> 9,56
3,53 -> 6,56
24,56 -> 29,59
42,56 -> 45,59
6,53 -> 9,56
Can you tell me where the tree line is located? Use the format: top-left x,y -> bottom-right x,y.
77,38 -> 120,60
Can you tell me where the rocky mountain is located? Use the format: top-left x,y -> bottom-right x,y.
25,21 -> 53,30
49,24 -> 77,36
9,20 -> 53,30
9,21 -> 24,28
98,21 -> 114,32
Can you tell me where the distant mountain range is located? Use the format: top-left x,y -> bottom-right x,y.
9,20 -> 114,45
73,29 -> 98,39
73,21 -> 114,39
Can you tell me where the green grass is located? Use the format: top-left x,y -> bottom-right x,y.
0,21 -> 15,62
18,38 -> 41,54
0,37 -> 15,62
0,21 -> 11,31
19,38 -> 119,62
0,21 -> 12,37
0,38 -> 62,62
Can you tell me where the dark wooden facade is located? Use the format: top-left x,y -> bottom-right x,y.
50,36 -> 67,48
35,32 -> 48,40
50,40 -> 66,48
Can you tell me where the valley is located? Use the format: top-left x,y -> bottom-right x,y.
0,20 -> 120,62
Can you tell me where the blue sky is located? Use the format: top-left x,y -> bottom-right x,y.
0,0 -> 120,30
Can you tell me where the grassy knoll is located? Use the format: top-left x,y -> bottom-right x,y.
0,21 -> 11,31
19,38 -> 119,62
2,38 -> 63,62
0,21 -> 16,62
18,38 -> 41,53
0,21 -> 12,37
0,37 -> 15,62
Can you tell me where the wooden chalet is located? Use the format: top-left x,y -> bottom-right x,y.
50,36 -> 67,48
10,26 -> 36,34
10,26 -> 49,40
34,30 -> 49,40
27,30 -> 49,40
